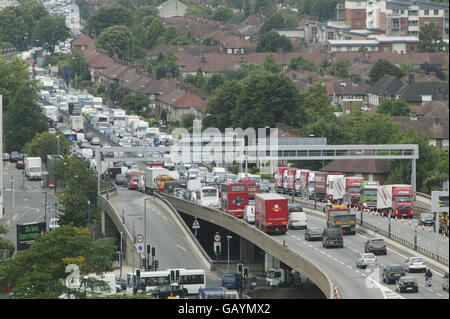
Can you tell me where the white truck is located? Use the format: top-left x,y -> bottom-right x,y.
70,116 -> 84,132
25,157 -> 42,180
109,109 -> 127,128
92,97 -> 103,109
145,167 -> 171,194
42,105 -> 58,122
187,179 -> 202,201
126,115 -> 140,132
198,186 -> 219,207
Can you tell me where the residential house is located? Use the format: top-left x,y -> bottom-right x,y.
219,35 -> 255,55
366,74 -> 405,107
322,158 -> 390,184
324,78 -> 369,113
71,33 -> 95,53
392,101 -> 449,151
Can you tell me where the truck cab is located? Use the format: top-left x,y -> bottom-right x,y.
221,273 -> 242,290
359,181 -> 379,211
266,268 -> 301,287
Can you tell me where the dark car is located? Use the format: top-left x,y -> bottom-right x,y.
418,213 -> 435,226
149,284 -> 187,299
115,174 -> 126,186
9,151 -> 20,162
382,264 -> 406,284
364,238 -> 387,255
15,160 -> 24,169
288,203 -> 303,213
305,227 -> 323,241
19,153 -> 27,160
322,228 -> 344,248
396,277 -> 418,293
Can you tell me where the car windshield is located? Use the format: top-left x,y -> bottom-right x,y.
363,189 -> 377,196
364,254 -> 375,259
371,239 -> 385,244
402,277 -> 415,283
310,228 -> 321,233
348,186 -> 360,193
389,266 -> 404,272
422,214 -> 433,220
30,167 -> 41,172
411,258 -> 423,263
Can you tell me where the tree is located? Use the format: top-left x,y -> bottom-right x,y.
263,55 -> 283,74
298,0 -> 343,22
418,22 -> 445,53
259,12 -> 286,34
1,56 -> 47,152
121,92 -> 150,114
33,15 -> 70,53
377,98 -> 411,116
23,131 -> 70,166
300,82 -> 334,125
54,157 -> 99,227
323,59 -> 350,78
0,224 -> 15,260
368,59 -> 406,84
96,25 -> 134,61
86,5 -> 133,38
0,8 -> 28,50
232,72 -> 301,128
288,56 -> 318,73
256,31 -> 293,53
0,225 -> 116,298
212,7 -> 234,23
145,18 -> 167,50
203,80 -> 242,131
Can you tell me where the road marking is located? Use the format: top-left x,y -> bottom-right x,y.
175,244 -> 186,252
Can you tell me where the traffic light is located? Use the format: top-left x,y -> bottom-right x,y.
147,245 -> 151,254
136,269 -> 141,282
237,263 -> 243,275
152,247 -> 156,257
243,267 -> 249,278
154,260 -> 159,271
215,245 -> 221,256
170,270 -> 175,283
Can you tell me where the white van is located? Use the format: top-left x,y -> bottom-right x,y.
243,205 -> 255,224
288,212 -> 307,230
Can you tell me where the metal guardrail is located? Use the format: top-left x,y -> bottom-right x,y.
416,192 -> 432,200
160,194 -> 336,299
294,197 -> 448,266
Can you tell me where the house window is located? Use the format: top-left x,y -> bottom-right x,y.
424,9 -> 429,15
434,9 -> 439,15
384,46 -> 389,51
327,31 -> 334,40
424,20 -> 430,25
368,174 -> 374,181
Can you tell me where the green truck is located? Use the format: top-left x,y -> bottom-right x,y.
359,181 -> 379,211
326,207 -> 357,235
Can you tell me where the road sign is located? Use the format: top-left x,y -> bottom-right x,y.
136,244 -> 144,252
64,134 -> 77,142
193,218 -> 200,229
214,233 -> 221,242
136,234 -> 144,243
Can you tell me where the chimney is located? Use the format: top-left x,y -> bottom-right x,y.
408,72 -> 414,84
409,112 -> 417,121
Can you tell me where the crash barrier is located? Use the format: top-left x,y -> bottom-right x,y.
294,197 -> 448,265
160,194 -> 335,299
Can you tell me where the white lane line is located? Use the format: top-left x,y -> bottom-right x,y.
175,244 -> 186,252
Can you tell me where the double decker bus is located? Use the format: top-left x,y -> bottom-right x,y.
220,182 -> 249,218
240,179 -> 260,206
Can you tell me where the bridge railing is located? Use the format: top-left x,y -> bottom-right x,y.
160,194 -> 336,299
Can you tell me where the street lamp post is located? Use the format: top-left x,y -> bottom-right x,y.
57,135 -> 60,156
227,235 -> 232,272
88,200 -> 91,240
144,197 -> 152,270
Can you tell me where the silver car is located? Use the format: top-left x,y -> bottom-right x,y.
356,253 -> 378,268
404,257 -> 426,273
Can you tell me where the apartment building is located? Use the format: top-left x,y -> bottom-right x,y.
345,0 -> 449,39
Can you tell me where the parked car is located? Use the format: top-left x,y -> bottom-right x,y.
355,253 -> 378,269
304,227 -> 322,241
396,276 -> 418,293
418,213 -> 435,226
116,278 -> 127,292
322,228 -> 343,248
3,152 -> 10,161
404,257 -> 426,273
9,151 -> 20,162
15,160 -> 24,169
364,238 -> 387,255
442,272 -> 449,292
382,264 -> 406,284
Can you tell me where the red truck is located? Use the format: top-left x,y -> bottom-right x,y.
284,167 -> 298,195
255,193 -> 288,235
274,167 -> 289,194
295,169 -> 310,197
377,184 -> 415,218
314,172 -> 344,202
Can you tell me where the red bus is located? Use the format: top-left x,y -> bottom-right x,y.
220,182 -> 249,218
240,179 -> 260,206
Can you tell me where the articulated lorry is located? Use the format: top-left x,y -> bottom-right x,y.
359,181 -> 379,211
333,176 -> 363,207
145,167 -> 179,194
377,184 -> 415,218
274,167 -> 289,193
314,172 -> 344,202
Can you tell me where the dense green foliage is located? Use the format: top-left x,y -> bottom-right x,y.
377,98 -> 411,116
256,31 -> 293,52
368,59 -> 406,84
24,131 -> 71,166
418,23 -> 445,53
0,56 -> 47,152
